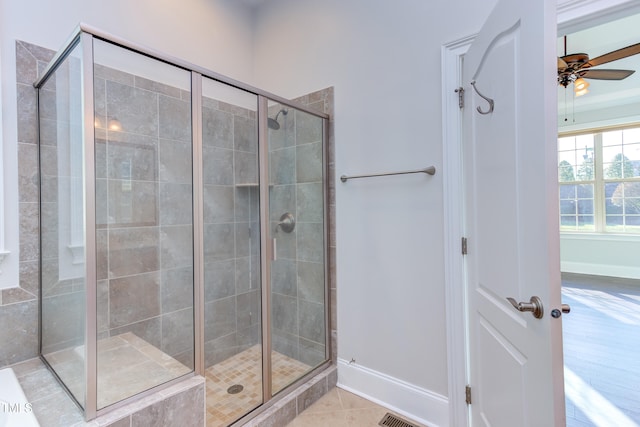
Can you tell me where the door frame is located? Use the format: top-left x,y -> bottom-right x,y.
441,1 -> 640,426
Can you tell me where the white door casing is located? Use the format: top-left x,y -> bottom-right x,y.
461,0 -> 565,425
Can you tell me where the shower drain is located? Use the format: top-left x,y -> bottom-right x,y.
227,384 -> 244,394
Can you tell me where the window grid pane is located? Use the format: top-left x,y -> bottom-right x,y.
605,181 -> 640,233
558,134 -> 594,183
559,183 -> 594,231
560,129 -> 640,234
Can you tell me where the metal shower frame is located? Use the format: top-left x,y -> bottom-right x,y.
34,23 -> 331,421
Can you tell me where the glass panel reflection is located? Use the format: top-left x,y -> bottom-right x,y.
93,39 -> 194,409
268,102 -> 327,395
201,77 -> 263,427
40,41 -> 87,408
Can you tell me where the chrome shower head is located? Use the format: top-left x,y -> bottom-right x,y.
267,108 -> 288,130
268,117 -> 280,130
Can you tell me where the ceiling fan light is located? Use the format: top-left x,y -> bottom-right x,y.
574,77 -> 590,91
107,118 -> 122,131
575,87 -> 589,97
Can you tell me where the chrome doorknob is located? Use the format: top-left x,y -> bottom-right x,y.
506,296 -> 544,319
551,304 -> 571,319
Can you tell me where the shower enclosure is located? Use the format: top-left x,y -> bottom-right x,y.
36,26 -> 329,425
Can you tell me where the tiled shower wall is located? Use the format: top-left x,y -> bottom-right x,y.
201,95 -> 262,368
38,55 -> 264,367
0,40 -> 266,370
92,62 -> 196,366
294,88 -> 337,366
269,105 -> 327,367
0,41 -> 53,367
1,40 -> 337,390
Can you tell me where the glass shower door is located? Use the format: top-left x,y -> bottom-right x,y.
93,39 -> 195,410
267,102 -> 327,395
39,39 -> 87,408
201,77 -> 263,426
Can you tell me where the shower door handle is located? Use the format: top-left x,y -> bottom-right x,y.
271,238 -> 277,261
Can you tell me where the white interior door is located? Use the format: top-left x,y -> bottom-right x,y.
462,0 -> 566,425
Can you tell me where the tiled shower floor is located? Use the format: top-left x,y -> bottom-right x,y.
204,345 -> 311,427
41,337 -> 311,426
44,332 -> 191,409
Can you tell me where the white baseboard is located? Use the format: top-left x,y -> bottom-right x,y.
561,261 -> 640,280
337,358 -> 448,427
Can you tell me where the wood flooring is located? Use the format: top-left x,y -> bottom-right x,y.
562,273 -> 640,427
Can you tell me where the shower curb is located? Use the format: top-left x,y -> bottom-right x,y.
243,364 -> 337,427
78,376 -> 205,426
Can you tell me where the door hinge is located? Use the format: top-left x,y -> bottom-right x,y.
455,87 -> 465,109
461,237 -> 468,255
465,385 -> 472,405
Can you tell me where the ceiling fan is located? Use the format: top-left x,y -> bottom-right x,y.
557,35 -> 640,93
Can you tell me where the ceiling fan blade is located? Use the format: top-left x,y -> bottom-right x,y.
558,57 -> 568,71
580,69 -> 635,80
586,42 -> 640,67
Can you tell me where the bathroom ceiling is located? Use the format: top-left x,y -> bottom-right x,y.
558,11 -> 640,119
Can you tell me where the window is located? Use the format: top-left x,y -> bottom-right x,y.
558,127 -> 640,233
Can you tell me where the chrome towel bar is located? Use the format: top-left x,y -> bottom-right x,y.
340,166 -> 436,183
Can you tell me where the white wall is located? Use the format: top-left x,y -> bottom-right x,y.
252,1 -> 496,424
561,233 -> 640,279
0,0 -> 256,289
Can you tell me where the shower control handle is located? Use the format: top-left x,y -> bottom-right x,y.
276,213 -> 295,233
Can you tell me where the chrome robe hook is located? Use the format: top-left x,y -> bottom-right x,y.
470,80 -> 494,115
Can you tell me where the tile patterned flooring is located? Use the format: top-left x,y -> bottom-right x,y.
29,337 -> 423,427
286,387 -> 429,427
205,345 -> 311,427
